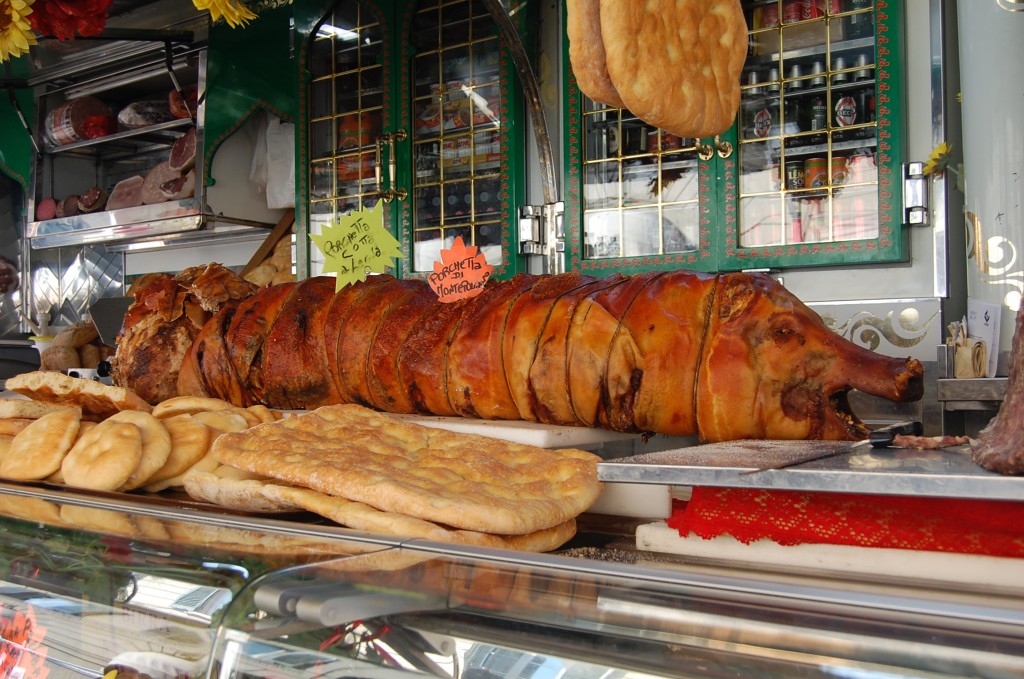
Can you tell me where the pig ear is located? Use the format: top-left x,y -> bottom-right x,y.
716,275 -> 757,321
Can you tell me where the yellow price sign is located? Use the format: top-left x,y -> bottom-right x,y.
310,200 -> 402,291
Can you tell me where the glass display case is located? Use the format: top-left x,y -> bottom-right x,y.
1,481 -> 1022,678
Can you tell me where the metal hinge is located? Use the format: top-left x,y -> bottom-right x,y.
519,201 -> 565,273
902,161 -> 929,226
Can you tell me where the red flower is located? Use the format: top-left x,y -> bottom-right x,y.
29,0 -> 113,41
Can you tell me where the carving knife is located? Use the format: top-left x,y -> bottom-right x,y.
741,420 -> 924,475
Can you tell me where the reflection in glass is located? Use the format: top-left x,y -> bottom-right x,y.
738,0 -> 879,248
410,0 -> 504,272
580,98 -> 701,260
308,4 -> 386,271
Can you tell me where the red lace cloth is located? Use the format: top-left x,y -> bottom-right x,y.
667,488 -> 1024,558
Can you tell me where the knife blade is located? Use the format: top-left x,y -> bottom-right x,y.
740,420 -> 924,475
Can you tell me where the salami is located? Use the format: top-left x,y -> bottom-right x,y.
44,96 -> 113,146
107,176 -> 146,211
77,187 -> 108,213
61,195 -> 80,217
168,127 -> 197,173
35,198 -> 58,221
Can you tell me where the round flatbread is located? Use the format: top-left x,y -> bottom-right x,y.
5,370 -> 151,419
143,449 -> 220,493
0,408 -> 81,480
246,404 -> 281,424
152,395 -> 237,419
182,470 -> 301,513
144,414 -> 212,486
62,420 -> 143,491
567,0 -> 626,108
0,419 -> 34,437
107,410 -> 173,491
0,399 -> 80,420
192,409 -> 250,433
60,504 -> 135,537
600,0 -> 747,138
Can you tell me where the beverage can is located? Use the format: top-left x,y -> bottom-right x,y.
782,0 -> 802,24
831,155 -> 849,184
834,95 -> 858,127
768,162 -> 782,191
753,107 -> 774,138
808,0 -> 840,18
763,2 -> 780,27
785,160 -> 805,189
832,57 -> 848,84
804,157 -> 828,187
845,0 -> 874,39
809,95 -> 827,131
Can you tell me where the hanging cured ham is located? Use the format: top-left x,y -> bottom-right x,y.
112,265 -> 924,442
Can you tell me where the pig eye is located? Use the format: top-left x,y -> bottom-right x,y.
774,324 -> 796,340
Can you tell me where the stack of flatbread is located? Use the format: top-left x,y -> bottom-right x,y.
187,404 -> 604,552
568,0 -> 748,138
0,372 -> 283,495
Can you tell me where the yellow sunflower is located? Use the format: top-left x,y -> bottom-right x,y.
0,0 -> 37,64
923,141 -> 953,177
193,0 -> 257,28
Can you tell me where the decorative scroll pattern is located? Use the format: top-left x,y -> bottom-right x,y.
966,210 -> 1023,312
817,305 -> 938,353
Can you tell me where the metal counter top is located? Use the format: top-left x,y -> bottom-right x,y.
599,440 -> 1023,501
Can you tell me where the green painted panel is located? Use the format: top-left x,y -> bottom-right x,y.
0,56 -> 34,195
203,3 -> 297,178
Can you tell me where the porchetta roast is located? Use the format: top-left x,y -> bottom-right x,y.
112,263 -> 923,442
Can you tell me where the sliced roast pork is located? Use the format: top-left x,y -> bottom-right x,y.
159,169 -> 196,201
106,176 -> 146,211
168,127 -> 197,173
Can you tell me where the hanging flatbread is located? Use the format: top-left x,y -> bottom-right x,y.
600,0 -> 747,138
567,0 -> 626,108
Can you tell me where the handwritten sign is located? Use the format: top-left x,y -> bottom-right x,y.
428,236 -> 493,302
310,200 -> 402,291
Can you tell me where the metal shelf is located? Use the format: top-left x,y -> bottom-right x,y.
599,440 -> 1023,501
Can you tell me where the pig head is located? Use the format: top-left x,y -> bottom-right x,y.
696,273 -> 924,442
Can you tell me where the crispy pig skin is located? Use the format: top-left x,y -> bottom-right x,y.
117,270 -> 925,441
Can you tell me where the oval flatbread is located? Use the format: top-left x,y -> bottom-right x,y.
107,410 -> 173,491
567,0 -> 626,108
0,399 -> 80,420
1,408 -> 81,480
152,395 -> 236,419
144,414 -> 212,486
600,0 -> 747,138
5,371 -> 151,419
192,409 -> 250,433
62,420 -> 143,491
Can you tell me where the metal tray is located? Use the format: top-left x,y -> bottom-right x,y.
599,440 -> 1023,501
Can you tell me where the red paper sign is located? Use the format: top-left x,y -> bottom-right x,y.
428,237 -> 493,302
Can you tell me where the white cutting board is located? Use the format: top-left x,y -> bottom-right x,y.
387,413 -> 640,449
636,521 -> 1024,590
